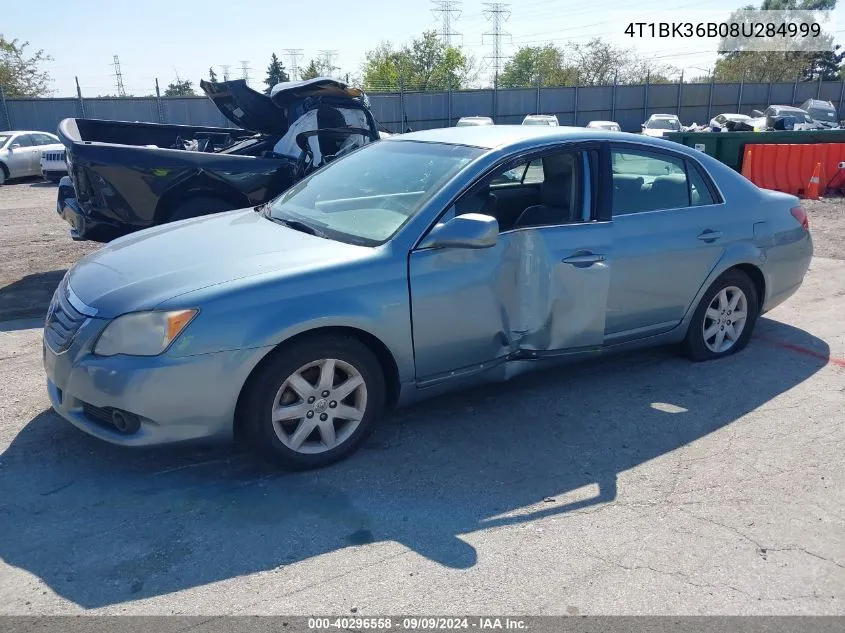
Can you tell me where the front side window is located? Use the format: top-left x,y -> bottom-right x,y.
268,140 -> 482,245
611,148 -> 691,215
14,135 -> 34,147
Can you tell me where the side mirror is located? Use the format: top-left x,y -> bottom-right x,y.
641,123 -> 646,129
418,213 -> 498,250
9,143 -> 21,150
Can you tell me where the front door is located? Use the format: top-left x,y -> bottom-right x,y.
408,146 -> 612,382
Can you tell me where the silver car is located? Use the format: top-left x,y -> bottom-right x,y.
43,126 -> 813,469
0,131 -> 63,185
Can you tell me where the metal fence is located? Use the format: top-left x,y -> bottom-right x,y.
3,80 -> 845,135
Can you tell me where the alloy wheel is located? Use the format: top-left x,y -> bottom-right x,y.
270,358 -> 367,454
702,285 -> 749,353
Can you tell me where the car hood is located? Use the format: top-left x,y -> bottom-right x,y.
200,77 -> 365,136
66,208 -> 371,318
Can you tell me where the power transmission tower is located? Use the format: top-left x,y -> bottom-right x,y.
283,49 -> 303,80
482,2 -> 511,87
240,60 -> 251,84
318,50 -> 339,78
221,64 -> 231,81
431,0 -> 462,47
112,55 -> 126,97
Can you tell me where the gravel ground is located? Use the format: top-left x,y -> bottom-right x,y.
803,196 -> 845,260
0,179 -> 100,321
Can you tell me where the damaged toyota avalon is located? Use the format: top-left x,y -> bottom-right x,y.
43,125 -> 813,469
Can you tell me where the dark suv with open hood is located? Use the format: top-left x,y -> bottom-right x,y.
55,78 -> 380,241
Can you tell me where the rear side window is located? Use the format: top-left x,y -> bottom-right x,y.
611,148 -> 719,215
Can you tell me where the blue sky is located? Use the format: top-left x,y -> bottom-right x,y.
5,0 -> 844,96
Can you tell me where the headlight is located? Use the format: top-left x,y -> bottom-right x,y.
94,309 -> 197,356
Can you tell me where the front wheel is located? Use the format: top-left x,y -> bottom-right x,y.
241,335 -> 386,470
682,269 -> 759,362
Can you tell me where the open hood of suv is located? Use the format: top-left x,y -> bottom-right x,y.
200,77 -> 365,136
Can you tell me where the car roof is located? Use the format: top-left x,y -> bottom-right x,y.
458,116 -> 493,120
649,114 -> 678,118
3,130 -> 56,135
386,124 -> 685,150
524,114 -> 556,118
770,105 -> 803,111
588,120 -> 618,124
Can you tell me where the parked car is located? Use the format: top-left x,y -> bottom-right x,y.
641,114 -> 682,137
709,113 -> 751,130
754,105 -> 820,131
799,99 -> 840,129
522,114 -> 559,126
43,126 -> 813,469
54,77 -> 380,241
40,148 -> 68,183
0,131 -> 63,185
455,116 -> 494,127
586,120 -> 621,131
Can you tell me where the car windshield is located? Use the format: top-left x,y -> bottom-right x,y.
523,118 -> 554,125
456,119 -> 491,127
0,135 -> 9,148
647,118 -> 681,130
597,123 -> 620,130
268,141 -> 483,246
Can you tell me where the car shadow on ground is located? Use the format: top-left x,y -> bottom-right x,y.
29,181 -> 58,188
0,318 -> 830,608
0,269 -> 66,322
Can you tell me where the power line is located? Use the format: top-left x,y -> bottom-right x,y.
240,60 -> 251,84
112,55 -> 126,97
283,48 -> 303,80
482,2 -> 512,86
431,0 -> 463,48
319,50 -> 339,78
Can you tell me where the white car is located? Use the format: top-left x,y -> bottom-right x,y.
586,120 -> 621,131
641,114 -> 682,138
455,116 -> 494,127
522,114 -> 559,126
0,131 -> 63,185
40,148 -> 68,182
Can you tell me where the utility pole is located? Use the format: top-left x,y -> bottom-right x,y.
240,60 -> 251,85
112,55 -> 126,97
319,50 -> 339,78
483,2 -> 511,120
283,48 -> 303,80
221,65 -> 231,81
431,0 -> 462,47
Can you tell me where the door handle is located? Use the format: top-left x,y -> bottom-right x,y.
562,253 -> 606,266
697,230 -> 723,242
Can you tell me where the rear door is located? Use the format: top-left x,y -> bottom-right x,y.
605,144 -> 734,342
409,145 -> 612,381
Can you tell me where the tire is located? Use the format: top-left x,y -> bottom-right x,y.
167,196 -> 237,223
241,335 -> 386,470
0,164 -> 7,186
682,269 -> 759,362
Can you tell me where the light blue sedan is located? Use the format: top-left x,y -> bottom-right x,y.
43,126 -> 813,469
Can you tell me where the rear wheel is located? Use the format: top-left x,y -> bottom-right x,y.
0,164 -> 7,186
241,335 -> 386,470
682,269 -> 759,361
167,196 -> 237,223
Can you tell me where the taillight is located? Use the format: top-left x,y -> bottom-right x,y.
791,206 -> 809,231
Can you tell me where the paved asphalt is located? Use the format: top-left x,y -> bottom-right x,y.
0,258 -> 843,616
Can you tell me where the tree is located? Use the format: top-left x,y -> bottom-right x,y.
264,53 -> 289,94
300,58 -> 331,80
362,31 -> 476,91
208,66 -> 218,82
163,79 -> 195,96
714,0 -> 840,82
0,36 -> 52,96
499,45 -> 576,88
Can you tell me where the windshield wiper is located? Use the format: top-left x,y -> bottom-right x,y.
266,215 -> 322,236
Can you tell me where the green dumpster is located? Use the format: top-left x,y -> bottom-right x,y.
664,129 -> 845,171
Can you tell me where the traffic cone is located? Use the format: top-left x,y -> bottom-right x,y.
805,162 -> 823,200
741,148 -> 753,180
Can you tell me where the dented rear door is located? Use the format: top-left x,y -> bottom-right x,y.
408,222 -> 611,381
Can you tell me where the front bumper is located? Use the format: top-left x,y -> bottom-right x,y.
42,314 -> 270,447
56,176 -> 120,242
